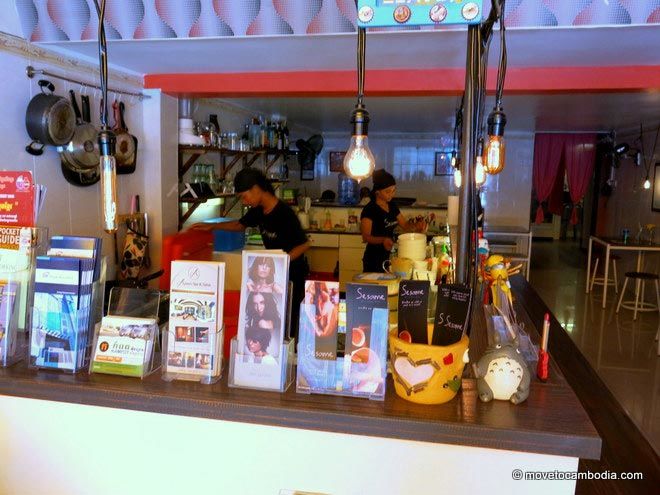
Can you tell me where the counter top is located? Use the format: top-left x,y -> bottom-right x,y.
0,280 -> 600,461
311,202 -> 447,210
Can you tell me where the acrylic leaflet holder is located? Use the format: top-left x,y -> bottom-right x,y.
228,337 -> 295,392
89,287 -> 161,379
162,325 -> 224,384
28,257 -> 106,373
0,226 -> 49,367
296,305 -> 389,401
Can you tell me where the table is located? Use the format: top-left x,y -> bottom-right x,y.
484,226 -> 533,280
586,236 -> 660,308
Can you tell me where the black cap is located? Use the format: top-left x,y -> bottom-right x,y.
372,169 -> 396,192
234,167 -> 273,194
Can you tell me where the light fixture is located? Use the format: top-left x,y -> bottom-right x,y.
643,176 -> 651,190
475,140 -> 486,186
453,159 -> 462,188
483,0 -> 507,176
94,0 -> 118,233
614,142 -> 629,156
639,123 -> 660,193
343,12 -> 375,183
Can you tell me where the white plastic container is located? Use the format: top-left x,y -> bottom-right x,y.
397,233 -> 427,261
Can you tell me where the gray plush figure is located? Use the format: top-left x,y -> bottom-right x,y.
473,332 -> 530,405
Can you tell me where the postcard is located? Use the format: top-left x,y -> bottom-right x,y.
432,284 -> 472,346
398,280 -> 430,344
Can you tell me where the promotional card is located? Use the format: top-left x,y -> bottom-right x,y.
345,283 -> 388,358
303,280 -> 340,361
0,171 -> 35,227
237,252 -> 289,362
398,280 -> 430,344
432,284 -> 472,346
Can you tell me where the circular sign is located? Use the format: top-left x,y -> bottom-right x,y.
462,2 -> 480,21
430,4 -> 448,23
393,5 -> 412,24
358,6 -> 374,23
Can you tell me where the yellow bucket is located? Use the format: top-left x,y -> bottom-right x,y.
389,332 -> 469,405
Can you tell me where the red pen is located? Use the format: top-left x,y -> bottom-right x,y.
537,313 -> 550,382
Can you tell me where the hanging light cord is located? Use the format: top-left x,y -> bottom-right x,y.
93,0 -> 109,130
640,123 -> 660,179
494,0 -> 507,109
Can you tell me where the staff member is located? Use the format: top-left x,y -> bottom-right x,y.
360,169 -> 425,273
194,168 -> 310,338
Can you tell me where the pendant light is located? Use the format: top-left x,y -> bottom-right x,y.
475,139 -> 486,186
483,0 -> 507,175
343,8 -> 375,183
94,0 -> 118,233
639,123 -> 659,192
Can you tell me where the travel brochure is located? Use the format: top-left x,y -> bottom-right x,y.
28,236 -> 101,372
297,282 -> 389,399
0,280 -> 19,360
0,170 -> 46,228
91,315 -> 157,377
166,260 -> 225,379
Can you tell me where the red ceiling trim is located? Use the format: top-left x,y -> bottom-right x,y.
145,66 -> 660,97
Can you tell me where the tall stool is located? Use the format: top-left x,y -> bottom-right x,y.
616,271 -> 660,320
590,254 -> 620,293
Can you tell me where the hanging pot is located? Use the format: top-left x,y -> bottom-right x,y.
25,80 -> 77,156
60,158 -> 100,187
113,100 -> 137,174
59,91 -> 100,170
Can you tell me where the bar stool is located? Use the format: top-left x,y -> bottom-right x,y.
615,271 -> 660,320
590,254 -> 620,293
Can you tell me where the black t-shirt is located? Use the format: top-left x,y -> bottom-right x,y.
360,200 -> 400,264
239,201 -> 309,279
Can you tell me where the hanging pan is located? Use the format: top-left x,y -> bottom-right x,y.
113,100 -> 137,174
59,90 -> 100,170
25,79 -> 76,156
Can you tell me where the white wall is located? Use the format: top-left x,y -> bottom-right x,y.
0,33 -> 163,280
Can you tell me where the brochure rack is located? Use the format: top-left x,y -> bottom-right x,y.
228,336 -> 295,392
0,227 -> 48,367
28,257 -> 106,373
89,287 -> 161,379
162,325 -> 224,384
296,305 -> 389,401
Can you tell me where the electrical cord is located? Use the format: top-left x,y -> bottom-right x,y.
93,0 -> 108,130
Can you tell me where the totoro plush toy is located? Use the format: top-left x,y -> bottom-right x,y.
473,331 -> 530,405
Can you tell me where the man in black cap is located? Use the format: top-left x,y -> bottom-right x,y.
360,169 -> 426,272
194,167 -> 310,339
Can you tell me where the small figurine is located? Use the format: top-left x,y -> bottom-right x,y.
473,326 -> 530,404
483,254 -> 522,308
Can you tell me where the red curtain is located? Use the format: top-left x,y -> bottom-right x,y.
532,134 -> 565,224
564,134 -> 597,224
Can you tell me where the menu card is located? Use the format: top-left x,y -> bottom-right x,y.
432,284 -> 472,346
398,280 -> 430,344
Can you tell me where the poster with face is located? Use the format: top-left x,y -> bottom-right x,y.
237,252 -> 289,362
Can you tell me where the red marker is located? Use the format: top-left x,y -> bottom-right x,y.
537,313 -> 550,382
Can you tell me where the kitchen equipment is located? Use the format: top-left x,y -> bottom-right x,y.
25,79 -> 76,156
60,160 -> 100,187
397,233 -> 427,261
59,91 -> 99,170
113,101 -> 137,174
179,118 -> 205,145
383,257 -> 414,279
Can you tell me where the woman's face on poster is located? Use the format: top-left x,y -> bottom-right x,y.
257,260 -> 272,279
247,338 -> 262,354
252,293 -> 266,315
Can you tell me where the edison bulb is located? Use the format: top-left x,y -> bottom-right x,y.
343,135 -> 375,183
454,168 -> 462,188
475,156 -> 486,186
644,178 -> 651,190
100,155 -> 118,233
451,154 -> 457,168
484,135 -> 505,174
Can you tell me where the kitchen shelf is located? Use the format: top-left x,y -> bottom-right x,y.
177,145 -> 295,230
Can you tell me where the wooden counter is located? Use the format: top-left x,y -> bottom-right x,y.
0,282 -> 600,462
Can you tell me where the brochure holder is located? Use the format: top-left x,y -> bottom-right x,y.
28,256 -> 106,373
228,336 -> 295,392
89,287 -> 161,379
296,305 -> 389,401
162,325 -> 224,384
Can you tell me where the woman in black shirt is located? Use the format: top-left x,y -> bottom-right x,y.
360,169 -> 426,273
194,168 -> 310,338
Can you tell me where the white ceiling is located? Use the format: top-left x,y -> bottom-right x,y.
38,24 -> 660,135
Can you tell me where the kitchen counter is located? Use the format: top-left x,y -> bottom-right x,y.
311,202 -> 447,209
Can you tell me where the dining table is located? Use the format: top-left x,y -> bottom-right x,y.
586,235 -> 660,308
